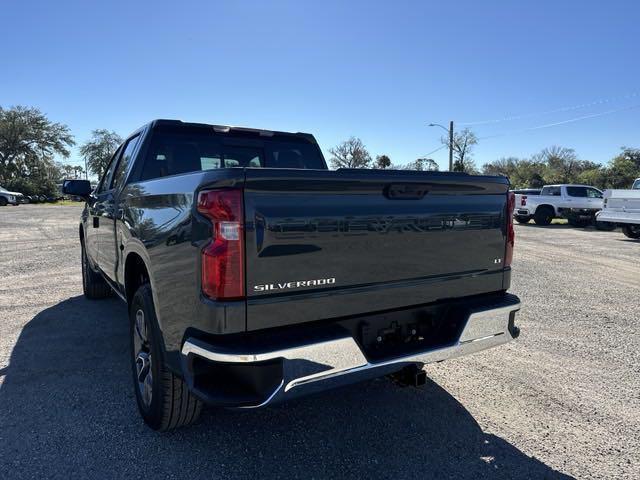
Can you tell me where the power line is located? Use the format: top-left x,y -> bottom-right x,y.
460,92 -> 639,126
420,144 -> 448,158
478,103 -> 640,141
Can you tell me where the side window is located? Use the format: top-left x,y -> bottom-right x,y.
587,188 -> 602,198
140,133 -> 223,181
632,179 -> 640,190
542,186 -> 560,196
97,146 -> 123,194
111,135 -> 141,190
566,187 -> 587,197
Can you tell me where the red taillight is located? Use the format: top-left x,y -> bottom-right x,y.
197,189 -> 245,300
521,195 -> 527,206
505,191 -> 515,267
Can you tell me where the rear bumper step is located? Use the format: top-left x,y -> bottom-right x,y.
181,296 -> 521,408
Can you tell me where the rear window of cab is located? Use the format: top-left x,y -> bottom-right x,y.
139,128 -> 325,181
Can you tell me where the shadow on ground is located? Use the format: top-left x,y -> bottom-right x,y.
0,296 -> 573,479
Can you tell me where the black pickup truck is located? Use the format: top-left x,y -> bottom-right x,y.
63,119 -> 521,431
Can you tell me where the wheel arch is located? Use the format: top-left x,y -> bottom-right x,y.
535,204 -> 556,215
124,252 -> 151,305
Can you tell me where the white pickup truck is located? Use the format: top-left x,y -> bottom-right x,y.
514,184 -> 613,228
596,178 -> 640,239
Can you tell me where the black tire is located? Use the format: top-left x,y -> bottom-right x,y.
595,221 -> 616,231
514,215 -> 531,224
130,284 -> 202,431
622,225 -> 640,239
533,207 -> 553,226
81,241 -> 112,299
0,197 -> 7,206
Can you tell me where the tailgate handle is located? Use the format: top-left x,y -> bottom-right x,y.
385,184 -> 429,200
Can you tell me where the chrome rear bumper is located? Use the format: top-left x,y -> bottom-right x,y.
181,297 -> 521,408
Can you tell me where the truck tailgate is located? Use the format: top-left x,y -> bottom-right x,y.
243,169 -> 510,330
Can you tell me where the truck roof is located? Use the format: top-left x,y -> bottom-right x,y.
147,119 -> 318,144
542,184 -> 599,188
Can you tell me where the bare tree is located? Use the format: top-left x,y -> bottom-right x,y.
329,137 -> 372,169
441,128 -> 478,173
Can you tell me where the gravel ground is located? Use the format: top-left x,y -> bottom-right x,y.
1,205 -> 638,479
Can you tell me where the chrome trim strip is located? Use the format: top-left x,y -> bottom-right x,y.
182,300 -> 521,408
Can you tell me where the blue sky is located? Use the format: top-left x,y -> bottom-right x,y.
2,0 -> 639,171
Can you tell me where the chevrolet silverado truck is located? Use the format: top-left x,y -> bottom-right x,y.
596,178 -> 640,239
515,184 -> 615,229
63,119 -> 521,431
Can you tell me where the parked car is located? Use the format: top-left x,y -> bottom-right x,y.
63,119 -> 521,431
0,186 -> 24,206
514,184 -> 614,228
596,179 -> 640,239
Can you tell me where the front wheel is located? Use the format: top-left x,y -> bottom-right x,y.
622,225 -> 640,239
130,284 -> 202,431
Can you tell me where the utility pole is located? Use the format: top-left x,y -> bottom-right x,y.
428,121 -> 455,171
448,121 -> 454,172
84,158 -> 88,180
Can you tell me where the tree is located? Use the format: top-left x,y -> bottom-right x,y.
605,147 -> 640,188
329,137 -> 372,169
72,165 -> 85,178
577,167 -> 608,188
404,157 -> 439,171
482,157 -> 546,188
531,146 -> 599,184
375,154 -> 391,169
80,129 -> 122,178
0,105 -> 75,186
442,128 -> 478,173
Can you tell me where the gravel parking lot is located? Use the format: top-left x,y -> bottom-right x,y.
1,205 -> 638,479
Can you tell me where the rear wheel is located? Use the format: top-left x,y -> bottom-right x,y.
533,207 -> 553,226
81,241 -> 112,299
622,225 -> 640,239
514,215 -> 531,224
130,284 -> 202,431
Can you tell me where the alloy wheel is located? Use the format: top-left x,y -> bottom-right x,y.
133,309 -> 153,408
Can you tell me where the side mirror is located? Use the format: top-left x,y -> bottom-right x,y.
63,179 -> 92,198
